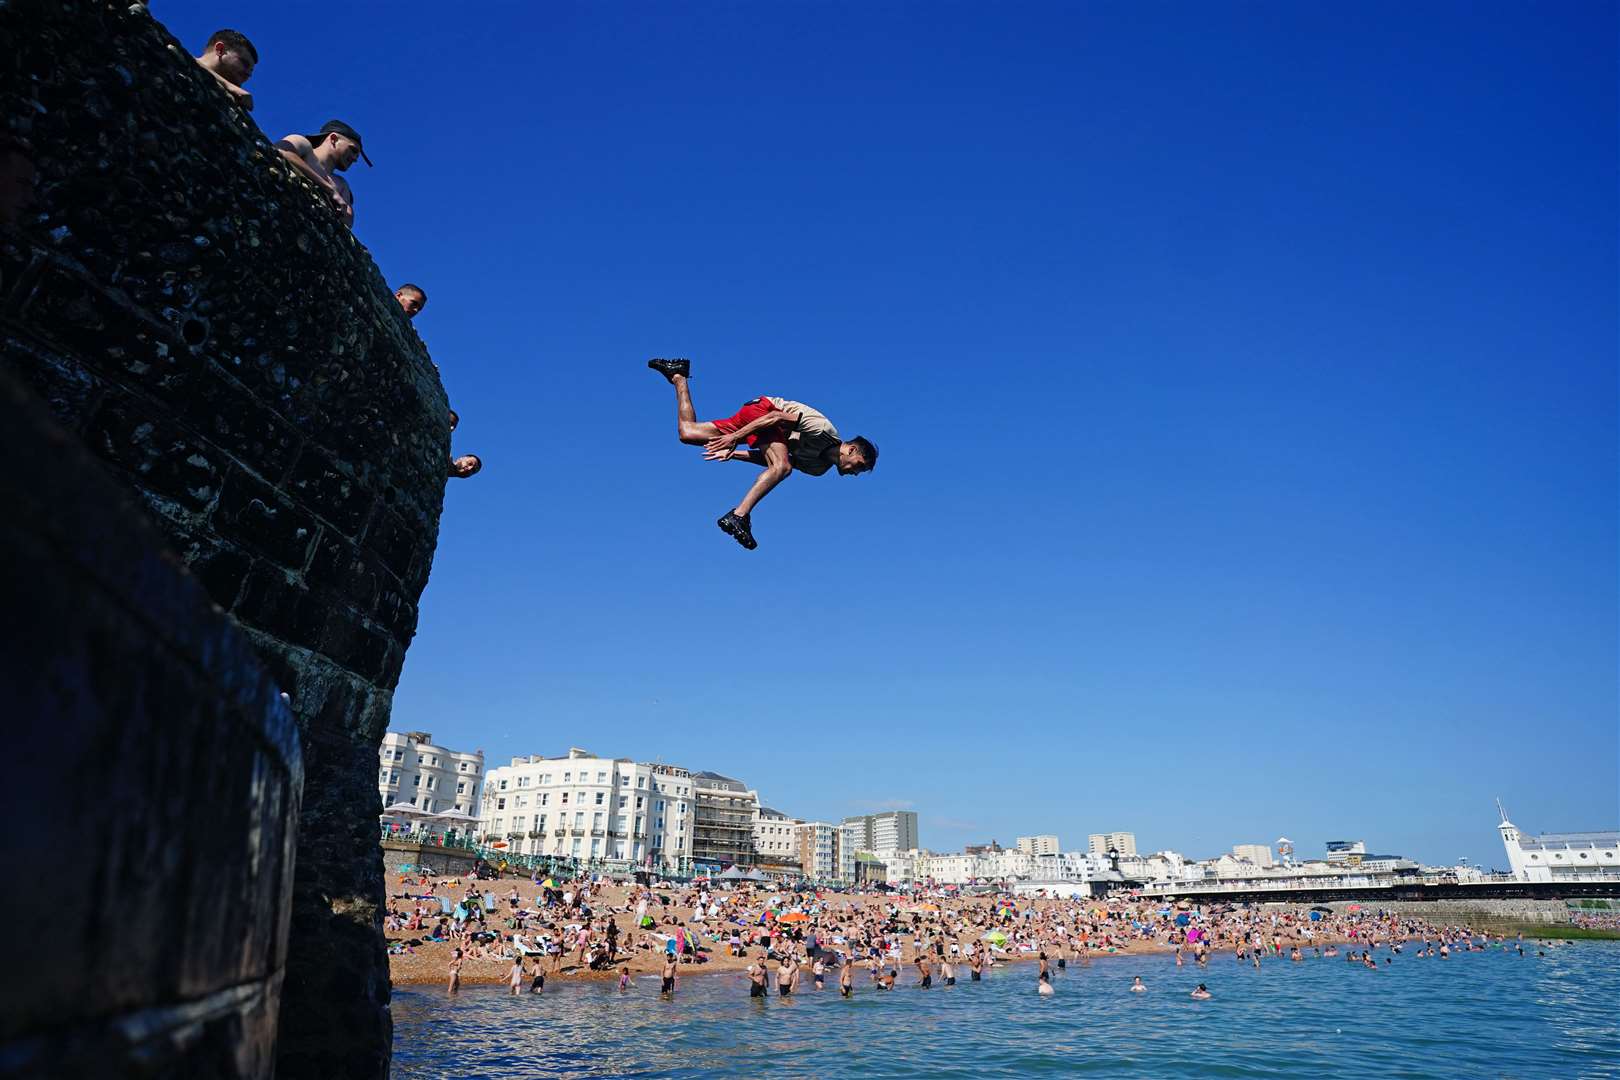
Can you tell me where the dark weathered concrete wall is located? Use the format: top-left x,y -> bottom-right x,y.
1,3 -> 451,1076
0,370 -> 302,1078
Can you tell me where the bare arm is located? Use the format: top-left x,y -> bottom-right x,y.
275,136 -> 353,224
274,136 -> 329,186
201,65 -> 253,110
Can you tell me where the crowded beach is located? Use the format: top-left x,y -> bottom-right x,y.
385,872 -> 1536,997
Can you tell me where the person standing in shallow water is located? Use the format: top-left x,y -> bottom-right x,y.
447,948 -> 462,996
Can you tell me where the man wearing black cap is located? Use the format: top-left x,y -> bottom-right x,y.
274,120 -> 372,228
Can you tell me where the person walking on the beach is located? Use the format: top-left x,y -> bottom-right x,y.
647,358 -> 878,550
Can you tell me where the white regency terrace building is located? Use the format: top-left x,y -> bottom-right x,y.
479,748 -> 695,873
378,731 -> 483,815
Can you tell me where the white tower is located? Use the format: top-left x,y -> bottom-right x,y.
1496,799 -> 1528,879
1276,837 -> 1294,865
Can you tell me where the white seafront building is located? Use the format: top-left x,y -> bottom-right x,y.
378,731 -> 483,816
913,847 -> 1119,896
753,806 -> 802,875
478,748 -> 695,873
1497,804 -> 1620,883
842,810 -> 920,855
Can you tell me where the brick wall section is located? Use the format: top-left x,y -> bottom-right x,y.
2,3 -> 451,1076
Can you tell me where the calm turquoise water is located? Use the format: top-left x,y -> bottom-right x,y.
392,943 -> 1620,1078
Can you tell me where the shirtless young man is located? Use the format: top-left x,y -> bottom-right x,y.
194,29 -> 257,111
274,120 -> 371,229
647,358 -> 877,550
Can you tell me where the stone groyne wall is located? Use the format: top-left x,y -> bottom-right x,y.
382,841 -> 481,880
1317,898 -> 1587,927
2,3 -> 451,1076
0,371 -> 303,1077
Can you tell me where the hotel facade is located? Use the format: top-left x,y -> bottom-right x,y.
478,748 -> 695,873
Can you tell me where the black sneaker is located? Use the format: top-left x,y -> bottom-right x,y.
717,510 -> 757,550
648,357 -> 690,382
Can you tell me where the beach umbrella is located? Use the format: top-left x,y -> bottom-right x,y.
778,912 -> 810,923
983,930 -> 1008,945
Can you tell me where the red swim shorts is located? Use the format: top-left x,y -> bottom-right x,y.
711,396 -> 787,447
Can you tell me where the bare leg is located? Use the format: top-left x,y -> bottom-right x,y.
734,440 -> 792,517
673,375 -> 719,445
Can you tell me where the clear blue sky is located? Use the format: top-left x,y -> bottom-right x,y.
167,2 -> 1615,869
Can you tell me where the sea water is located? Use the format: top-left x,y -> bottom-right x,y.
391,942 -> 1620,1078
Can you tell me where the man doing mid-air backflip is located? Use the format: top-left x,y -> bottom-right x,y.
648,358 -> 877,550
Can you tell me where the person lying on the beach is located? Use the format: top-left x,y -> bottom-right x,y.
647,358 -> 877,550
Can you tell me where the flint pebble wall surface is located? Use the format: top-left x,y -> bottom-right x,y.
2,3 -> 452,1077
0,370 -> 303,1080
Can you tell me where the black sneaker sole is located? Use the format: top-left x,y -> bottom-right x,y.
717,515 -> 757,550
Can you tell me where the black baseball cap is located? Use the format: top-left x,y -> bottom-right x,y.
305,119 -> 372,166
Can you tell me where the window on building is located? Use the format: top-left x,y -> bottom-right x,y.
656,817 -> 664,830
513,815 -> 525,830
591,838 -> 602,856
540,793 -> 549,806
593,812 -> 604,830
496,797 -> 506,810
563,772 -> 571,783
379,769 -> 387,782
618,797 -> 628,809
572,838 -> 581,855
499,779 -> 508,790
517,776 -> 528,787
456,782 -> 466,794
635,796 -> 644,809
596,771 -> 606,783
573,812 -> 584,828
657,801 -> 664,812
537,814 -> 547,831
637,777 -> 645,788
425,777 -> 435,790
594,792 -> 605,805
514,796 -> 526,808
561,793 -> 569,804
412,775 -> 420,787
677,803 -> 685,815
